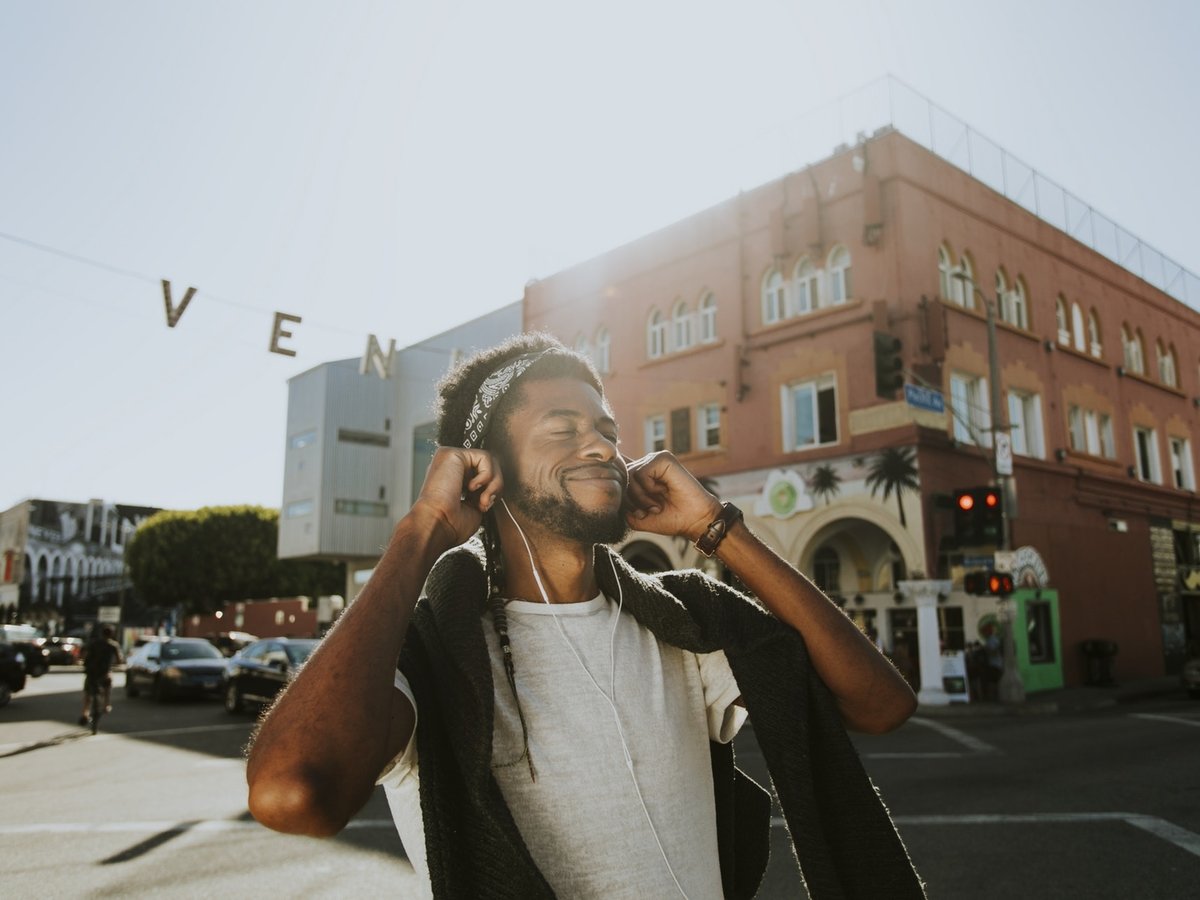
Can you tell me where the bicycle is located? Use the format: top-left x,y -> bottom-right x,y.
87,681 -> 103,734
82,672 -> 111,734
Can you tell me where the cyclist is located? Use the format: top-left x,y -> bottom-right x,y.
80,625 -> 123,726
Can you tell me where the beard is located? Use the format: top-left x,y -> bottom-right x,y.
508,476 -> 629,546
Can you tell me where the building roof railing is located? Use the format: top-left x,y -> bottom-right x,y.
757,75 -> 1198,308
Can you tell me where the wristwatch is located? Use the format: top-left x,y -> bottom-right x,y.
695,502 -> 743,557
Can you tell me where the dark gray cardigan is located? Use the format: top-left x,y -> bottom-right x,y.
399,542 -> 926,899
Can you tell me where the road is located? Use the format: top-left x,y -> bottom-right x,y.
3,670 -> 1198,898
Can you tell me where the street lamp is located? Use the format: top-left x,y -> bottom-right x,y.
952,271 -> 1026,705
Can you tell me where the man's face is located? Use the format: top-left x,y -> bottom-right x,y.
494,377 -> 629,545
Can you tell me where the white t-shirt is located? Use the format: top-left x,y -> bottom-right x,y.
377,593 -> 746,899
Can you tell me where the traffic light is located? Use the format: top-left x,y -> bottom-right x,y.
963,569 -> 1013,596
953,486 -> 1003,546
873,331 -> 903,398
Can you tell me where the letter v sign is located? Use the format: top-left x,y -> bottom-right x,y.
162,279 -> 198,328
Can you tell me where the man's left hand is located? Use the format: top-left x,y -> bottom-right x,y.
623,451 -> 723,543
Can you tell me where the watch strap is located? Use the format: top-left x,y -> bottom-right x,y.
695,502 -> 743,557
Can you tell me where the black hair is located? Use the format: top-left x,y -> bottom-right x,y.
434,331 -> 605,781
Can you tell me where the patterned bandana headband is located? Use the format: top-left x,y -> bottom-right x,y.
462,349 -> 559,449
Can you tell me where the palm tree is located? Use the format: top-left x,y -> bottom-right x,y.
865,447 -> 919,528
808,463 -> 842,506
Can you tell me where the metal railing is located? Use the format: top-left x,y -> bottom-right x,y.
752,75 -> 1198,308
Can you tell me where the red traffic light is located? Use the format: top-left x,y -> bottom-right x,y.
957,493 -> 975,511
987,572 -> 1014,594
983,490 -> 999,508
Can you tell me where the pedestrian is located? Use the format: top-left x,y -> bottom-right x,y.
246,334 -> 925,899
79,624 -> 123,725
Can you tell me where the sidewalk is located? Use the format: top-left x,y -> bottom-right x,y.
916,676 -> 1184,717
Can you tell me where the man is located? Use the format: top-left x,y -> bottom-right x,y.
247,334 -> 924,898
80,625 -> 123,726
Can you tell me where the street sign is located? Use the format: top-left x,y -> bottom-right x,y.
904,383 -> 945,413
98,605 -> 121,623
993,551 -> 1016,573
963,555 -> 993,568
995,431 -> 1013,476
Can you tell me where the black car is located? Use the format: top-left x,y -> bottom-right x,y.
125,637 -> 227,701
0,638 -> 28,706
222,637 -> 319,714
0,625 -> 49,678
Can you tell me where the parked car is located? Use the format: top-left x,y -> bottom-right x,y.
37,636 -> 84,665
125,637 -> 227,701
222,637 -> 319,714
0,638 -> 28,706
0,624 -> 49,677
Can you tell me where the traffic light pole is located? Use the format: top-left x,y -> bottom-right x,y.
984,290 -> 1026,705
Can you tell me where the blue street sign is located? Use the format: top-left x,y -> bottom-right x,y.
905,383 -> 945,413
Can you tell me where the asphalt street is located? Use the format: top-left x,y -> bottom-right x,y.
2,669 -> 1198,898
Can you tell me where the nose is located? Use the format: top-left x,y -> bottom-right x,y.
579,427 -> 618,462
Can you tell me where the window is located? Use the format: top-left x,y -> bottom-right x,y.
949,372 -> 991,446
1006,391 -> 1044,458
1068,406 -> 1115,458
647,309 -> 666,359
1134,426 -> 1160,483
1158,342 -> 1178,387
573,333 -> 590,357
337,428 -> 389,447
782,374 -> 838,451
1071,302 -> 1086,353
1026,600 -> 1056,664
762,270 -> 786,324
645,415 -> 666,452
288,429 -> 316,450
698,294 -> 717,343
594,327 -> 611,374
285,500 -> 314,518
1170,436 -> 1194,490
698,403 -> 721,449
792,259 -> 819,315
1122,326 -> 1145,375
1055,297 -> 1070,346
334,499 -> 389,517
1087,309 -> 1102,358
672,300 -> 692,351
813,546 -> 841,593
938,245 -> 955,299
828,246 -> 851,305
954,253 -> 975,308
669,407 -> 692,454
997,272 -> 1029,330
412,421 -> 437,503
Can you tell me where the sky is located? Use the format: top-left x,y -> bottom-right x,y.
2,0 -> 1198,513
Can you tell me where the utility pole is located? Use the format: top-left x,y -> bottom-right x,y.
959,273 -> 1026,704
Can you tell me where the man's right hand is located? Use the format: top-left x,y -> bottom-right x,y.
409,446 -> 504,549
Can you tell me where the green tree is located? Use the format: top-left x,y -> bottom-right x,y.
865,447 -> 919,528
126,505 -> 344,614
808,463 -> 842,506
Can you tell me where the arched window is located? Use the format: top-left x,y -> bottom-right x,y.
995,269 -> 1009,321
573,332 -> 590,358
1071,302 -> 1086,353
938,245 -> 955,299
1087,309 -> 1102,358
594,326 -> 611,374
672,299 -> 692,351
792,258 -> 819,315
1011,276 -> 1029,329
1122,326 -> 1144,375
954,253 -> 975,308
762,269 -> 786,325
1056,296 -> 1070,346
698,293 -> 717,343
647,309 -> 666,359
828,246 -> 851,305
1158,341 -> 1178,387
